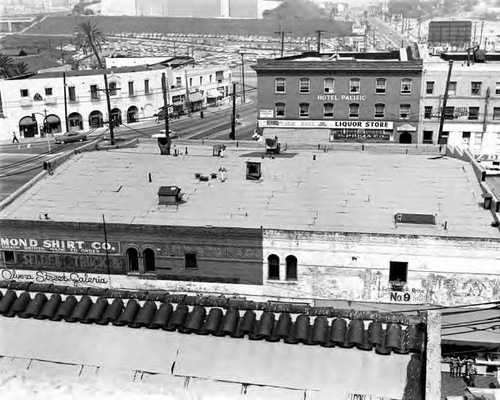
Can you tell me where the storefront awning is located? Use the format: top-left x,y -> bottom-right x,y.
172,100 -> 184,106
188,92 -> 204,103
206,90 -> 223,98
46,115 -> 60,124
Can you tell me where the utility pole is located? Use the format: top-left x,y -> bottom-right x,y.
274,29 -> 290,57
479,20 -> 485,49
184,68 -> 191,115
437,61 -> 453,146
230,82 -> 236,140
62,72 -> 69,132
482,87 -> 490,140
102,73 -> 115,145
316,30 -> 325,53
161,72 -> 171,155
240,52 -> 246,104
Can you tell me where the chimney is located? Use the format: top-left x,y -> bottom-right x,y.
158,186 -> 182,205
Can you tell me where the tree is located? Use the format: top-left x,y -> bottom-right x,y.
10,61 -> 30,77
0,53 -> 14,78
73,20 -> 107,68
73,20 -> 115,144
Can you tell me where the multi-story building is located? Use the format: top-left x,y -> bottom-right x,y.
420,52 -> 500,154
252,48 -> 423,144
0,58 -> 232,140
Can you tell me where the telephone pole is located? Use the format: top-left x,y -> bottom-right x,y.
184,68 -> 191,115
437,61 -> 453,145
274,29 -> 291,57
230,82 -> 236,140
63,72 -> 69,132
161,72 -> 171,155
102,73 -> 115,145
240,52 -> 246,104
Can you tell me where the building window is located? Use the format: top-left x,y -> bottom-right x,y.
176,77 -> 182,87
285,255 -> 297,280
375,78 -> 386,94
462,131 -> 471,144
299,78 -> 310,93
275,78 -> 286,93
109,81 -> 117,96
349,103 -> 359,118
299,103 -> 309,118
448,81 -> 457,95
209,75 -> 212,83
216,70 -> 224,82
350,78 -> 360,94
68,86 -> 76,102
496,82 -> 500,95
144,79 -> 150,94
45,87 -> 53,96
90,85 -> 99,100
374,103 -> 385,118
199,76 -> 203,85
426,81 -> 434,95
494,107 -> 500,120
268,254 -> 280,280
275,102 -> 286,117
128,81 -> 134,95
471,81 -> 482,95
2,250 -> 15,264
401,79 -> 412,94
424,106 -> 433,119
323,103 -> 334,118
389,261 -> 408,289
20,89 -> 29,97
468,107 -> 479,120
189,77 -> 193,87
423,131 -> 433,144
399,104 -> 410,119
444,106 -> 455,120
143,248 -> 155,272
185,253 -> 197,269
324,78 -> 334,93
440,131 -> 449,145
126,248 -> 139,272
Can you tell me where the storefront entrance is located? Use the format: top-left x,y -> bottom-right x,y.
399,132 -> 413,144
111,108 -> 122,127
89,110 -> 103,128
19,116 -> 38,138
68,112 -> 83,131
127,106 -> 138,123
45,114 -> 62,134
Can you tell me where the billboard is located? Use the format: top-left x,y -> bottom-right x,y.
428,20 -> 472,45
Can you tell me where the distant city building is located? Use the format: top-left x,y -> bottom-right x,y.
428,20 -> 472,48
419,51 -> 500,153
0,57 -> 232,139
252,47 -> 423,144
100,0 -> 283,18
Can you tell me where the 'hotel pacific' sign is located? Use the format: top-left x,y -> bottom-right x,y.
0,237 -> 120,255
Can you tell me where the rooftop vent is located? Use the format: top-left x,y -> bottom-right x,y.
246,161 -> 261,180
394,213 -> 436,225
158,186 -> 181,205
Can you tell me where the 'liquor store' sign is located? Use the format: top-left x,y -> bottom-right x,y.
0,237 -> 120,255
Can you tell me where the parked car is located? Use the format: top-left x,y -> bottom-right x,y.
54,132 -> 88,144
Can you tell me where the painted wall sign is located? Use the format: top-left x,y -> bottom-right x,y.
0,268 -> 109,287
331,131 -> 390,141
0,237 -> 120,255
317,94 -> 367,101
259,119 -> 394,130
259,109 -> 274,118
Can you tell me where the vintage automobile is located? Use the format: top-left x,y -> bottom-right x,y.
54,131 -> 88,144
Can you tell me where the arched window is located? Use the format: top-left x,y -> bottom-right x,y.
375,78 -> 386,94
268,254 -> 280,280
401,79 -> 412,94
349,103 -> 359,118
324,78 -> 335,93
286,255 -> 297,280
275,78 -> 286,93
323,103 -> 334,118
350,78 -> 360,93
374,103 -> 385,119
126,248 -> 139,272
275,102 -> 286,118
143,248 -> 155,272
299,78 -> 310,93
299,103 -> 309,118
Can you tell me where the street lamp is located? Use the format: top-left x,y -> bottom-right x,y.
31,109 -> 51,152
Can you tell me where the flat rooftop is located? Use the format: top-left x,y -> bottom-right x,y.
1,142 -> 498,238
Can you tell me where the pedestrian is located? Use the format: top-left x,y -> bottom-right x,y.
12,131 -> 19,144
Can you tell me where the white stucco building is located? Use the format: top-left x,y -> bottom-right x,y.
420,52 -> 500,155
0,58 -> 232,140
